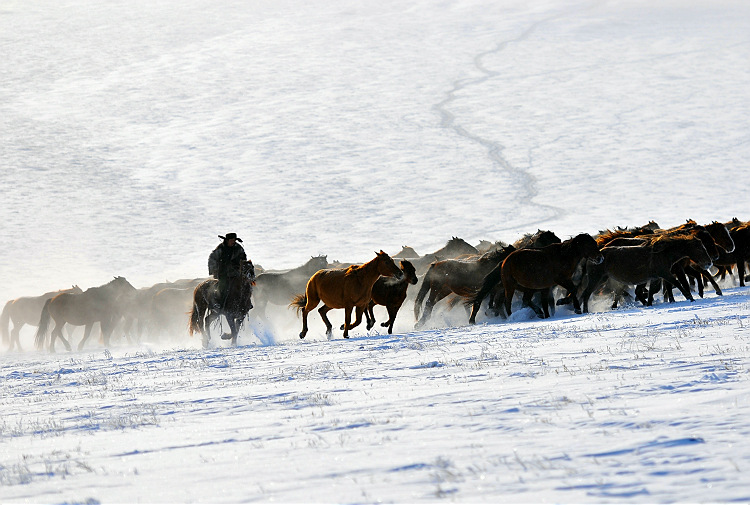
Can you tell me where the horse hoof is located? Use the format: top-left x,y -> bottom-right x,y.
299,333 -> 306,339
574,309 -> 582,314
220,333 -> 233,340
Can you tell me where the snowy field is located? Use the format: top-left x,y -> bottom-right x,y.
2,0 -> 750,503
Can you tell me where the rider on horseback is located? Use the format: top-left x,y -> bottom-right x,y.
208,232 -> 247,309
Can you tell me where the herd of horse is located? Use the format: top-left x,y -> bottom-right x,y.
2,218 -> 749,352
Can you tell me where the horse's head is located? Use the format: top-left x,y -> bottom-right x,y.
111,276 -> 137,293
70,285 -> 83,294
706,221 -> 735,253
694,229 -> 720,261
573,234 -> 603,264
442,237 -> 478,257
399,260 -> 419,285
375,250 -> 403,279
310,255 -> 328,270
242,261 -> 256,283
685,239 -> 713,271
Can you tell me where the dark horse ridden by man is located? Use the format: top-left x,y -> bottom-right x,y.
189,260 -> 255,347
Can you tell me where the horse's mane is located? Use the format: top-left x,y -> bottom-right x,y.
596,229 -> 644,246
665,219 -> 699,233
513,230 -> 560,249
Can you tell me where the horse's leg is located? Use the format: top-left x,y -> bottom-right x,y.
521,290 -> 544,318
77,324 -> 94,351
673,267 -> 694,301
299,292 -> 320,339
737,260 -> 746,287
204,310 -> 221,346
380,305 -> 396,334
556,279 -> 580,314
52,322 -> 71,352
504,281 -> 516,317
318,305 -> 334,338
660,273 -> 694,302
101,317 -> 116,348
702,270 -> 723,295
416,289 -> 448,328
367,301 -> 376,330
342,306 -> 355,338
540,289 -> 551,318
10,322 -> 21,352
224,317 -> 238,346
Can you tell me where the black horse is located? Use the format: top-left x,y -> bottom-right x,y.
189,261 -> 255,347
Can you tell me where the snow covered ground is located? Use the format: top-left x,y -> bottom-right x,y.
2,0 -> 750,502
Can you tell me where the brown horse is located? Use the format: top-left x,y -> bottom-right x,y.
363,260 -> 419,334
189,260 -> 255,348
1,286 -> 82,351
413,247 -> 511,328
34,277 -> 136,352
502,234 -> 603,317
291,251 -> 402,339
251,255 -> 328,320
581,235 -> 713,312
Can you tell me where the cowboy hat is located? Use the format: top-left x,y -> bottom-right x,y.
218,232 -> 243,243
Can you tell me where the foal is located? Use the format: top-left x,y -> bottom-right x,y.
365,260 -> 418,334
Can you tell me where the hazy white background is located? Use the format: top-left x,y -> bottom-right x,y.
1,0 -> 750,502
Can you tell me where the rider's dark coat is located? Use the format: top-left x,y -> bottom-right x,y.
208,242 -> 247,280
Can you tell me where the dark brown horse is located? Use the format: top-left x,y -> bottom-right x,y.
34,277 -> 136,352
1,285 -> 82,351
502,234 -> 603,317
291,251 -> 402,339
581,235 -> 713,312
189,260 -> 255,347
363,260 -> 419,334
603,223 -> 727,304
713,220 -> 750,287
471,230 -> 563,322
251,255 -> 328,319
413,247 -> 510,328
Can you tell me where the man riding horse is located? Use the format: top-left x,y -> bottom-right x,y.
208,232 -> 248,309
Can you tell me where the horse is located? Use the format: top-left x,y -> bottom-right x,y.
476,230 -> 562,318
34,277 -> 136,352
413,247 -> 511,328
189,260 -> 255,348
362,260 -> 419,334
603,224 -> 725,305
1,285 -> 82,351
251,255 -> 328,320
121,277 -> 206,343
149,286 -> 196,340
712,221 -> 750,287
410,237 -> 479,274
392,246 -> 420,259
502,234 -> 603,318
290,251 -> 402,339
581,235 -> 713,312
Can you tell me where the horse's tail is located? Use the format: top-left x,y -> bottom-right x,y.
413,267 -> 433,321
34,298 -> 52,350
467,263 -> 503,309
188,301 -> 204,337
289,294 -> 307,316
0,300 -> 12,345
